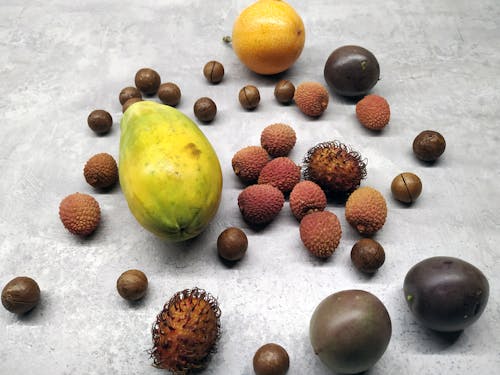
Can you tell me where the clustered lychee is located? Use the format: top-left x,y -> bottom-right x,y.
260,123 -> 296,157
299,211 -> 342,258
232,146 -> 270,184
257,157 -> 301,194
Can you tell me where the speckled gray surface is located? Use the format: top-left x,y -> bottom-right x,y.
1,0 -> 499,374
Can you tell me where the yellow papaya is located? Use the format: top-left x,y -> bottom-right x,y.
119,101 -> 222,241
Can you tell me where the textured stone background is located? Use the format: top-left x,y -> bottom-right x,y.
1,0 -> 499,374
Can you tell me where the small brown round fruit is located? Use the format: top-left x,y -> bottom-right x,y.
274,80 -> 295,104
116,269 -> 148,301
119,86 -> 142,105
351,238 -> 385,273
194,97 -> 217,122
122,97 -> 143,113
239,85 -> 260,110
413,130 -> 446,162
87,109 -> 112,134
1,276 -> 40,314
59,192 -> 101,236
158,82 -> 181,106
391,172 -> 422,203
84,153 -> 118,189
294,82 -> 329,117
203,61 -> 225,84
135,68 -> 161,95
253,343 -> 290,375
217,227 -> 248,261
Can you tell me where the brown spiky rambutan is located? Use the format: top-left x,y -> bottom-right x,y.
151,288 -> 221,374
303,141 -> 367,195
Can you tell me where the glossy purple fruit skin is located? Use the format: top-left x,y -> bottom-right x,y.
403,256 -> 489,332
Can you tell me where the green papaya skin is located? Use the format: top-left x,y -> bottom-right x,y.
119,101 -> 222,241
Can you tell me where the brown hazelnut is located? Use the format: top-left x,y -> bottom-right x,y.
194,97 -> 217,122
122,97 -> 143,113
1,276 -> 40,314
158,82 -> 181,106
87,109 -> 112,134
116,269 -> 148,301
217,227 -> 248,261
134,68 -> 161,95
413,130 -> 446,162
239,85 -> 260,110
274,80 -> 295,104
391,172 -> 422,203
119,86 -> 142,105
351,238 -> 385,273
203,60 -> 225,84
253,343 -> 290,375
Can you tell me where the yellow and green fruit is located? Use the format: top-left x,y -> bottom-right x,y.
119,101 -> 222,241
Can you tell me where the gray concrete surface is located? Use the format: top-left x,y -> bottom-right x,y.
1,0 -> 499,374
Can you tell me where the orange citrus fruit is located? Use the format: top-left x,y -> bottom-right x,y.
231,0 -> 305,75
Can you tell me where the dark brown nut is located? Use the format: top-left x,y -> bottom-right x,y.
134,68 -> 161,95
253,343 -> 290,375
391,172 -> 422,203
84,153 -> 118,189
239,85 -> 260,110
203,60 -> 225,84
116,269 -> 148,301
274,79 -> 295,104
1,276 -> 40,314
217,227 -> 248,261
351,238 -> 385,273
122,97 -> 143,113
87,109 -> 112,134
193,97 -> 217,122
413,130 -> 446,162
158,82 -> 181,106
119,86 -> 142,105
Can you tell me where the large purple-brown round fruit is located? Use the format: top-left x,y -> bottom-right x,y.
403,256 -> 489,332
310,289 -> 391,374
324,45 -> 380,97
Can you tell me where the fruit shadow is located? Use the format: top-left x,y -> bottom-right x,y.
415,157 -> 444,168
152,230 -> 212,268
15,296 -> 49,325
119,292 -> 149,310
245,68 -> 295,87
329,91 -> 364,106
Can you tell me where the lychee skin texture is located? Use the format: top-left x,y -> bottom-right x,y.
258,157 -> 301,194
151,288 -> 221,373
59,193 -> 101,236
294,82 -> 329,117
238,184 -> 285,226
299,211 -> 342,258
356,95 -> 390,130
345,186 -> 387,235
289,181 -> 327,221
260,123 -> 297,157
303,141 -> 367,195
84,153 -> 118,189
232,146 -> 270,184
